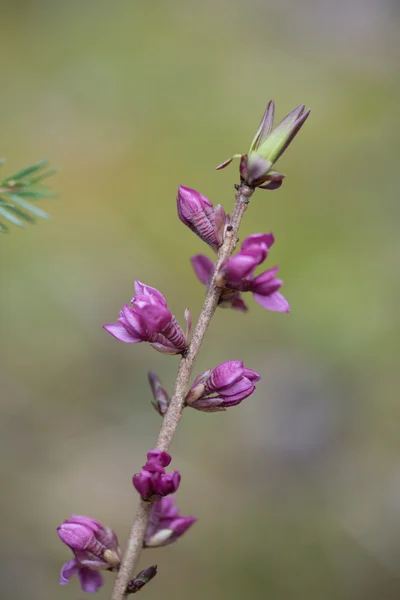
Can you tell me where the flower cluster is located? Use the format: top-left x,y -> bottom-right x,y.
104,281 -> 188,354
191,233 -> 289,313
57,516 -> 121,592
133,450 -> 181,500
57,498 -> 194,593
186,360 -> 260,412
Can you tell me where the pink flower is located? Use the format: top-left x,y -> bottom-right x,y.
133,450 -> 181,500
104,281 -> 189,354
144,496 -> 197,547
177,185 -> 227,249
186,360 -> 260,412
57,515 -> 120,593
191,233 -> 289,313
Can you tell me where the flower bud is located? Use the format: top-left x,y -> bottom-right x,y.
148,371 -> 170,415
177,185 -> 227,249
186,361 -> 260,412
126,566 -> 158,594
216,100 -> 310,189
133,450 -> 181,500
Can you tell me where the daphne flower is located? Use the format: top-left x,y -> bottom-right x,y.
144,496 -> 197,547
104,281 -> 189,354
177,185 -> 227,249
186,360 -> 260,412
191,233 -> 289,313
133,450 -> 181,500
57,515 -> 120,593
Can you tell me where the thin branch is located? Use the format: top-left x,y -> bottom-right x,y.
111,182 -> 255,600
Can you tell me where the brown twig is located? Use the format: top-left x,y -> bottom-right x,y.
111,182 -> 255,600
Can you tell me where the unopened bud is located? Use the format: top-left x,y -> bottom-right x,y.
126,565 -> 158,594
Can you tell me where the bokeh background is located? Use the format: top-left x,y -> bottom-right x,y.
0,1 -> 399,598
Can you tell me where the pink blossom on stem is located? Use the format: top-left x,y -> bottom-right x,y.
57,515 -> 121,593
185,360 -> 260,412
133,450 -> 181,500
104,281 -> 187,354
177,185 -> 227,249
144,496 -> 197,547
191,232 -> 289,313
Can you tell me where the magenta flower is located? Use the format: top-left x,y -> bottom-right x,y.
177,185 -> 227,249
57,515 -> 121,593
191,233 -> 289,313
185,360 -> 260,412
104,281 -> 188,354
144,496 -> 197,547
133,450 -> 181,500
222,233 -> 274,282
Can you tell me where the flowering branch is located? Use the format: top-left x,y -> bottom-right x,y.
57,100 -> 309,599
111,183 -> 253,600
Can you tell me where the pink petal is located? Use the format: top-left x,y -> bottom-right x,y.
60,559 -> 79,585
190,255 -> 214,285
103,323 -> 142,343
78,567 -> 103,593
253,291 -> 290,312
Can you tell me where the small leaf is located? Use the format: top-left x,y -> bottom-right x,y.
13,189 -> 56,199
6,159 -> 49,182
28,168 -> 58,184
0,206 -> 25,227
7,194 -> 49,219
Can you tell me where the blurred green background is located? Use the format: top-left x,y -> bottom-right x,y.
0,1 -> 399,598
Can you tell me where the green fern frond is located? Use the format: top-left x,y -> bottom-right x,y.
0,159 -> 57,232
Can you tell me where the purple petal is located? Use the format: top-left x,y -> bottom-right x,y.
133,470 -> 154,499
230,295 -> 248,312
120,304 -> 145,336
253,291 -> 290,312
242,368 -> 261,383
57,523 -> 94,551
154,471 -> 181,496
224,250 -> 264,282
78,567 -> 103,593
220,380 -> 255,404
68,516 -> 103,534
241,233 -> 274,251
152,496 -> 179,521
134,302 -> 172,333
60,559 -> 79,585
210,361 -> 244,389
103,323 -> 142,344
133,281 -> 167,306
191,255 -> 214,285
147,450 -> 171,468
251,267 -> 280,291
169,516 -> 197,538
